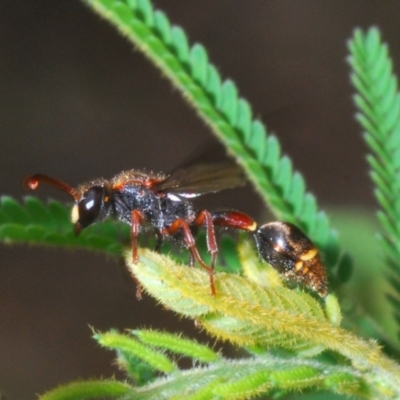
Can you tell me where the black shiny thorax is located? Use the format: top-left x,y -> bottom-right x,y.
111,183 -> 196,231
73,169 -> 198,234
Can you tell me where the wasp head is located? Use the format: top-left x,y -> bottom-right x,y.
24,174 -> 112,235
72,185 -> 111,234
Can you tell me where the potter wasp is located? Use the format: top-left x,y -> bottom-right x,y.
24,163 -> 327,297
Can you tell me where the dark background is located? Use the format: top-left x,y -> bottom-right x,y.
1,1 -> 399,399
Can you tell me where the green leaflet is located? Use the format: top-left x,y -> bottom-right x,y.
132,330 -> 220,363
40,380 -> 132,400
40,350 -> 369,400
126,249 -> 381,364
0,196 -> 129,255
96,331 -> 176,373
348,27 -> 400,339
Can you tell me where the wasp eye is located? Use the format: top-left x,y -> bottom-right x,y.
74,186 -> 104,228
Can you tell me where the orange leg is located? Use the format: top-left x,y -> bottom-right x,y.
165,218 -> 216,295
131,209 -> 144,299
193,210 -> 218,271
210,210 -> 258,232
131,209 -> 144,263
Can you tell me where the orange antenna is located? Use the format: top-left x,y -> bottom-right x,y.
23,174 -> 79,201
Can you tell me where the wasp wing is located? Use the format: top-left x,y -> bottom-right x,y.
154,162 -> 246,196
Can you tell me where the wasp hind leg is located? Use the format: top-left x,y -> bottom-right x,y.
193,210 -> 218,271
165,218 -> 216,296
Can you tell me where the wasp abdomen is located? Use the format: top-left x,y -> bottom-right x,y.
254,221 -> 327,297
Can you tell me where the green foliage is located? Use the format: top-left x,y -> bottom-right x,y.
0,196 -> 129,255
42,329 -> 371,400
127,249 -> 400,389
132,329 -> 220,362
127,250 -> 331,354
40,380 -> 131,400
348,27 -> 400,335
96,330 -> 177,373
2,1 -> 400,400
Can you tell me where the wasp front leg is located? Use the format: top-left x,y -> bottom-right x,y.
131,209 -> 145,299
131,209 -> 145,263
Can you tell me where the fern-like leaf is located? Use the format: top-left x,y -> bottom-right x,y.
132,329 -> 220,363
40,328 -> 393,399
40,359 -> 369,400
0,196 -> 129,256
83,0 -> 343,281
126,248 -> 400,389
348,27 -> 400,334
40,380 -> 132,400
96,330 -> 177,373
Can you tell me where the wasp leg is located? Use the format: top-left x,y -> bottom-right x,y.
210,210 -> 258,232
131,209 -> 144,263
164,218 -> 216,296
193,210 -> 218,271
131,209 -> 145,299
198,210 -> 258,275
207,210 -> 257,273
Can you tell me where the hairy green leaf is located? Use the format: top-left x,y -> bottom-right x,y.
96,330 -> 176,373
47,330 -> 371,400
40,380 -> 131,400
133,330 -> 220,362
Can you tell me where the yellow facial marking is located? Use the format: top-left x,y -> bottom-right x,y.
299,248 -> 317,261
71,205 -> 79,224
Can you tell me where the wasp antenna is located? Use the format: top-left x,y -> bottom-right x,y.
23,174 -> 79,201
